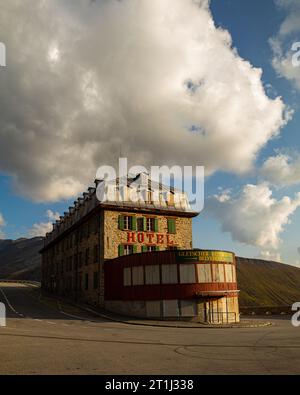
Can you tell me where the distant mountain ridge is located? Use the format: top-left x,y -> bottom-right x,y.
1,238 -> 300,308
0,237 -> 43,281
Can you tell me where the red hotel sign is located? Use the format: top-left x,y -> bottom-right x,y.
127,232 -> 174,245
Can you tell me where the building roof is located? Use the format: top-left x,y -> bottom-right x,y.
43,172 -> 199,247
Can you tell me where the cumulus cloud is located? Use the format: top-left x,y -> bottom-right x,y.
0,0 -> 288,202
0,213 -> 6,239
261,153 -> 300,186
206,183 -> 300,258
259,250 -> 282,262
28,210 -> 60,237
270,0 -> 300,90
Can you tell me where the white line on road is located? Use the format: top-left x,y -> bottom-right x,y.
46,321 -> 56,325
57,300 -> 92,322
0,286 -> 24,318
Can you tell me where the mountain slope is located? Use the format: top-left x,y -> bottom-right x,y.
237,257 -> 300,307
0,237 -> 43,281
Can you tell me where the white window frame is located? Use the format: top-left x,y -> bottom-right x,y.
146,217 -> 155,232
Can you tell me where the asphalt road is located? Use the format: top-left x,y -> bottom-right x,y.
0,282 -> 300,375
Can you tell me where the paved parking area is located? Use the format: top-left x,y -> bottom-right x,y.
0,282 -> 300,375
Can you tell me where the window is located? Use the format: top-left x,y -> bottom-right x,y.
119,215 -> 137,231
137,217 -> 145,231
74,254 -> 78,270
85,248 -> 89,266
225,264 -> 234,283
93,272 -> 99,289
162,264 -> 178,284
78,273 -> 82,290
148,191 -> 154,204
94,245 -> 99,263
85,273 -> 89,290
197,264 -> 212,283
123,267 -> 131,286
147,246 -> 157,252
146,217 -> 158,232
118,244 -> 137,256
125,216 -> 132,230
124,245 -> 134,255
180,264 -> 196,284
132,266 -> 144,285
145,265 -> 160,285
79,252 -> 83,268
163,300 -> 179,317
167,218 -> 176,234
93,217 -> 98,234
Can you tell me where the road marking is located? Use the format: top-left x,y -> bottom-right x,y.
57,301 -> 92,322
34,319 -> 42,322
0,286 -> 24,318
47,321 -> 56,325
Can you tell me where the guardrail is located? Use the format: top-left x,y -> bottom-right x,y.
240,305 -> 292,315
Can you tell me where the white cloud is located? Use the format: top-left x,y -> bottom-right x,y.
259,250 -> 282,262
0,0 -> 288,202
206,183 -> 300,258
28,210 -> 60,237
0,213 -> 6,238
261,153 -> 300,187
270,0 -> 300,90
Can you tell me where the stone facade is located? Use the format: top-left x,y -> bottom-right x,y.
41,207 -> 194,308
104,210 -> 193,259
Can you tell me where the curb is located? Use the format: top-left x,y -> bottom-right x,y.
61,299 -> 273,329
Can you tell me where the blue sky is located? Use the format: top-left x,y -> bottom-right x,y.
0,0 -> 299,265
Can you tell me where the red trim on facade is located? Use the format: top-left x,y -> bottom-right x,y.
104,250 -> 238,301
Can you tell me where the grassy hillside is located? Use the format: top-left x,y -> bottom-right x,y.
237,257 -> 300,307
0,237 -> 43,281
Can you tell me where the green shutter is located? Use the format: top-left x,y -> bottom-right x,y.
132,216 -> 137,231
143,217 -> 147,231
118,215 -> 124,230
156,246 -> 160,251
133,245 -> 138,254
168,218 -> 176,234
142,245 -> 147,253
154,218 -> 159,232
118,244 -> 124,256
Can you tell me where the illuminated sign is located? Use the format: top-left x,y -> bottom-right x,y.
176,250 -> 234,263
